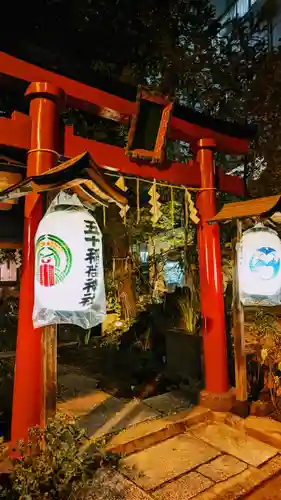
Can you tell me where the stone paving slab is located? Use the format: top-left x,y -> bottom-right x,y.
197,455 -> 248,482
143,391 -> 192,416
80,467 -> 153,499
120,433 -> 220,491
58,392 -> 158,439
58,373 -> 98,401
195,455 -> 281,500
190,422 -> 278,467
80,397 -> 159,439
245,416 -> 281,435
244,416 -> 281,449
105,406 -> 211,455
57,390 -> 113,417
152,472 -> 213,500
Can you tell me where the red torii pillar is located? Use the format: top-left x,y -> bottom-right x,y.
196,138 -> 233,411
11,82 -> 63,442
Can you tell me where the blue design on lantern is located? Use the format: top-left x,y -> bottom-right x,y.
249,247 -> 280,280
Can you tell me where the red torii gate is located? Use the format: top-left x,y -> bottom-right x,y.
0,52 -> 255,442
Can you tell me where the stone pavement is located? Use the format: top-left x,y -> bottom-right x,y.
57,376 -> 192,440
87,407 -> 281,500
57,374 -> 281,500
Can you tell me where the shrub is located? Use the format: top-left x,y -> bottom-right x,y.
0,412 -> 100,500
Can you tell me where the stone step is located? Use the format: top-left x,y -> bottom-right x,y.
105,406 -> 212,455
58,391 -> 158,440
119,432 -> 220,491
243,415 -> 281,449
190,422 -> 278,467
143,390 -> 193,416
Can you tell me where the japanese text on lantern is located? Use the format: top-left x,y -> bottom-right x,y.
80,219 -> 100,307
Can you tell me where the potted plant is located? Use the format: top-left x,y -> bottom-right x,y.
164,286 -> 203,387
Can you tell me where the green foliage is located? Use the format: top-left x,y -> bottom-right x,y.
0,413 -> 100,500
177,287 -> 200,334
248,309 -> 281,367
248,310 -> 280,340
105,276 -> 122,317
247,309 -> 281,403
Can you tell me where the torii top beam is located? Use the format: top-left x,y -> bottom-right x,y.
0,52 -> 256,155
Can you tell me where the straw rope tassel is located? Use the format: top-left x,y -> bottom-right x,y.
103,206 -> 107,227
170,186 -> 175,227
184,189 -> 189,228
136,178 -> 140,224
115,175 -> 129,224
185,189 -> 200,224
148,179 -> 162,225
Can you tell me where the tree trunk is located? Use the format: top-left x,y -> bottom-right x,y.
106,205 -> 137,321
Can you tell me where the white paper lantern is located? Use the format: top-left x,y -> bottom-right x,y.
33,205 -> 106,328
238,224 -> 281,305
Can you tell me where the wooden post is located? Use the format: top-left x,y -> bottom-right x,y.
41,325 -> 57,426
232,219 -> 248,414
41,192 -> 58,427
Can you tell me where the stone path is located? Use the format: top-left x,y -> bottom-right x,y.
100,408 -> 281,500
120,433 -> 220,490
57,370 -> 192,440
57,371 -> 281,500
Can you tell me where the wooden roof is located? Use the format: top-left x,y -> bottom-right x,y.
209,195 -> 281,223
0,152 -> 127,208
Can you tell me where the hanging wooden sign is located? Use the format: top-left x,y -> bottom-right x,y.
126,87 -> 173,163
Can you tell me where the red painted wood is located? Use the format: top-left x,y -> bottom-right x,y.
11,82 -> 63,443
170,116 -> 248,155
196,139 -> 229,394
0,51 -> 134,116
0,113 -> 31,149
64,126 -> 201,186
65,127 -> 246,195
0,116 -> 246,196
0,51 -> 249,154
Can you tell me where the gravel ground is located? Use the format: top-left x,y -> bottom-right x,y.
78,468 -> 152,500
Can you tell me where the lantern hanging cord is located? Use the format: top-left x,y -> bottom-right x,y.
27,148 -> 60,158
